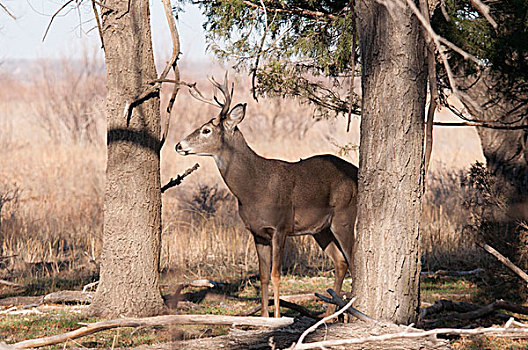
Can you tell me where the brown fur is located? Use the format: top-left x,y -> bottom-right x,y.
177,102 -> 358,317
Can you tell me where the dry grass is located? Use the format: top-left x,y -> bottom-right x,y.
0,56 -> 486,292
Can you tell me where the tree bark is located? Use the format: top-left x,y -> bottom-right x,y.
457,71 -> 528,218
89,0 -> 164,317
353,0 -> 427,324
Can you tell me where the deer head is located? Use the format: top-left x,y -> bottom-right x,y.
176,73 -> 247,157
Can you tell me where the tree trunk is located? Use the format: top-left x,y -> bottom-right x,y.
457,71 -> 528,217
353,1 -> 427,324
89,0 -> 164,317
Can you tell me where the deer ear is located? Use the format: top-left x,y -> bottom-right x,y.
223,103 -> 246,130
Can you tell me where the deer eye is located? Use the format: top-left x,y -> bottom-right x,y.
202,128 -> 211,135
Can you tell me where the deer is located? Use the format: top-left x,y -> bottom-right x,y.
176,74 -> 358,318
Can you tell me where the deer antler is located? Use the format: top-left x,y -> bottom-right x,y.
186,72 -> 234,118
209,71 -> 234,118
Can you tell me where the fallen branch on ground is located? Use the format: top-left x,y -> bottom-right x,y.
11,314 -> 294,349
421,299 -> 528,322
242,298 -> 322,319
291,318 -> 528,350
82,281 -> 98,293
0,291 -> 93,307
420,268 -> 485,277
0,279 -> 25,288
161,163 -> 200,193
477,242 -> 528,284
294,297 -> 357,348
315,288 -> 376,323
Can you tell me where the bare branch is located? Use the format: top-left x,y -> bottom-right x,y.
292,323 -> 528,350
315,289 -> 376,323
0,1 -> 16,19
12,314 -> 294,349
42,0 -> 75,42
420,0 -> 438,177
91,0 -> 104,49
294,297 -> 357,347
478,242 -> 528,284
160,0 -> 182,148
469,0 -> 498,29
434,121 -> 528,130
161,163 -> 200,193
381,0 -> 484,116
0,279 -> 24,288
124,0 -> 181,131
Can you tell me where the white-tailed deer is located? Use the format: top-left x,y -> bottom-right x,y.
176,74 -> 358,317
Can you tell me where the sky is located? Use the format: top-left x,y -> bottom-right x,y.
0,0 -> 212,64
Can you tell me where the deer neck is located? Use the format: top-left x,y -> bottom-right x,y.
213,131 -> 265,199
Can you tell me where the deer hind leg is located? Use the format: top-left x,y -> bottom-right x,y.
271,230 -> 287,318
313,229 -> 348,316
254,235 -> 272,317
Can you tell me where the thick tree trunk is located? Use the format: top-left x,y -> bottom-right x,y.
457,71 -> 528,217
89,0 -> 164,317
353,1 -> 427,324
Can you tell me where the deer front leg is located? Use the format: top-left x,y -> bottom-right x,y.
254,236 -> 271,317
271,231 -> 287,318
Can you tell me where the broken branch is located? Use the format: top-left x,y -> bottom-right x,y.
315,289 -> 376,323
295,297 -> 357,348
0,1 -> 16,19
292,322 -> 528,350
161,163 -> 200,193
12,314 -> 294,349
478,242 -> 528,284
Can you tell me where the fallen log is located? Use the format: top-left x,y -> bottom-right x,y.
11,314 -> 294,349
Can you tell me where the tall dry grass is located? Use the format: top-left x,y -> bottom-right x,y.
0,56 -> 486,289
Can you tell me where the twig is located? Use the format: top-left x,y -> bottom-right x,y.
294,297 -> 357,348
251,0 -> 270,102
0,1 -> 16,19
11,314 -> 294,349
42,0 -> 75,42
469,0 -> 498,30
91,0 -> 104,49
161,163 -> 200,193
382,0 -> 484,116
346,1 -> 356,133
477,242 -> 528,284
434,121 -> 528,130
0,254 -> 17,260
315,289 -> 376,323
82,281 -> 99,293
